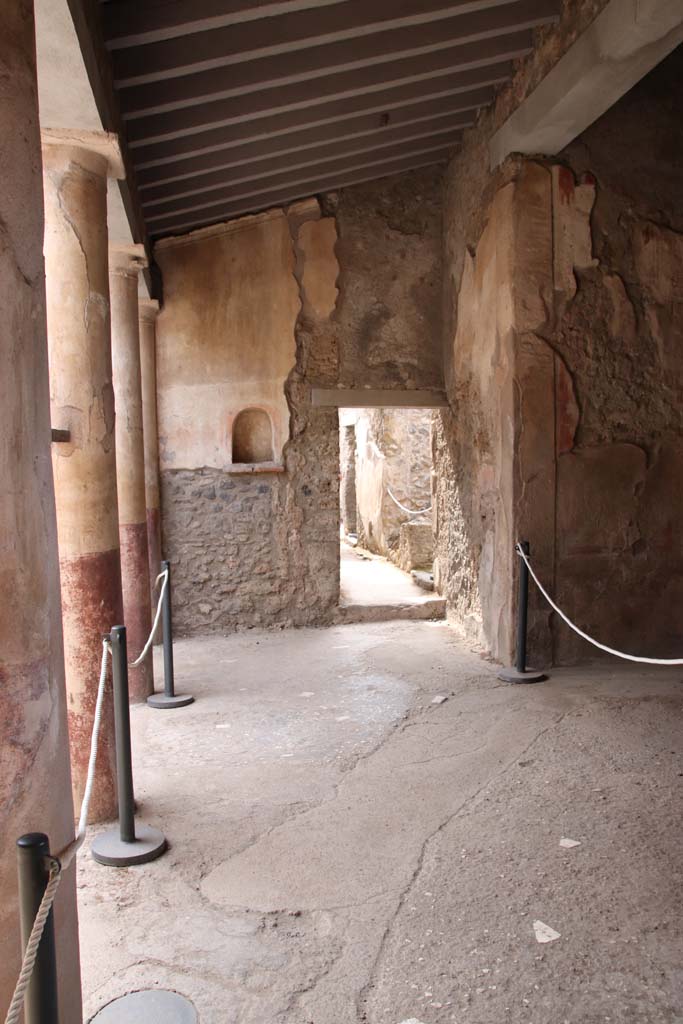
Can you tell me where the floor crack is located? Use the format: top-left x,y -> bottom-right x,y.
355,708 -> 574,1022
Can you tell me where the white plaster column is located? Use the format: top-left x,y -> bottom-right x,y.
42,128 -> 124,822
0,6 -> 81,1020
138,298 -> 163,590
110,246 -> 153,701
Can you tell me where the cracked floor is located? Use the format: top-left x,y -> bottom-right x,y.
79,621 -> 683,1023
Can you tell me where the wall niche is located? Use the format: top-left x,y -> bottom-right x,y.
231,407 -> 275,465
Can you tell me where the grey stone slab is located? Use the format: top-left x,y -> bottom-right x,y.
91,990 -> 197,1024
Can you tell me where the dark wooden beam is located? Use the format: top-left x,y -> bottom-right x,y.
136,87 -> 491,189
118,0 -> 555,119
139,116 -> 471,203
143,133 -> 462,217
150,154 -> 449,237
132,64 -> 511,170
126,29 -> 535,147
64,0 -> 160,299
111,0 -> 543,86
104,0 -> 345,50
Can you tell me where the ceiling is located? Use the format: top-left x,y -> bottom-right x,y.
98,0 -> 561,239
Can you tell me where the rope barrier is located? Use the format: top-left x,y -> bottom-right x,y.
4,640 -> 111,1024
4,860 -> 61,1024
130,568 -> 168,668
517,543 -> 683,665
386,486 -> 432,517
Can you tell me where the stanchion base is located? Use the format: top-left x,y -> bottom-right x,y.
91,824 -> 167,866
147,692 -> 194,709
91,990 -> 197,1022
497,667 -> 547,684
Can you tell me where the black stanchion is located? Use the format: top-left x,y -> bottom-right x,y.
16,833 -> 59,1024
92,626 -> 167,866
147,560 -> 194,709
498,541 -> 547,684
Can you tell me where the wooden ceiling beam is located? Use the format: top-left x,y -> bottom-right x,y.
110,0 -> 555,86
104,0 -> 346,50
151,157 -> 449,238
145,142 -> 453,226
131,64 -> 511,168
125,29 -> 534,146
138,115 -> 472,201
142,128 -> 465,212
118,0 -> 553,119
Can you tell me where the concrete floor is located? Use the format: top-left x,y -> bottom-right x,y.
79,622 -> 683,1024
338,543 -> 445,622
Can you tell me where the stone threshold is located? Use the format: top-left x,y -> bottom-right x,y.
334,598 -> 446,625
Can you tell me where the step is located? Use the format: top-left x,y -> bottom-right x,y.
334,598 -> 446,625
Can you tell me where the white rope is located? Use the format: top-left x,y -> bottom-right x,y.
71,639 -> 111,863
517,543 -> 683,665
386,486 -> 432,517
130,569 -> 168,667
3,859 -> 61,1024
4,639 -> 111,1024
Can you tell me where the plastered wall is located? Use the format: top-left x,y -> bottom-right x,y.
156,209 -> 298,471
156,167 -> 442,634
434,46 -> 683,666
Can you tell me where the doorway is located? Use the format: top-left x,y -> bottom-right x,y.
337,407 -> 444,621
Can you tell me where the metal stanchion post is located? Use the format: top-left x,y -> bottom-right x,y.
498,541 -> 547,684
147,560 -> 194,709
92,626 -> 167,866
16,834 -> 59,1024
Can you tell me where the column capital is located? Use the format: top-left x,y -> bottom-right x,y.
109,243 -> 148,277
138,298 -> 160,323
41,128 -> 124,179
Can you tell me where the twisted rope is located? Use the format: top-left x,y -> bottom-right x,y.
4,859 -> 62,1024
3,639 -> 111,1024
518,543 -> 683,665
130,568 -> 168,668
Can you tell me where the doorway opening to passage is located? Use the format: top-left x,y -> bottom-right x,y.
338,407 -> 445,622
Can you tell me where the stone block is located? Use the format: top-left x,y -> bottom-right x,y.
398,522 -> 434,571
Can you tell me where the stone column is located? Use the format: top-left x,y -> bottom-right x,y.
110,246 -> 154,700
43,129 -> 124,822
0,6 -> 81,1020
138,298 -> 163,591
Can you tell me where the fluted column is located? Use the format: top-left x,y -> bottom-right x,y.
138,298 -> 163,593
43,129 -> 124,822
110,246 -> 153,701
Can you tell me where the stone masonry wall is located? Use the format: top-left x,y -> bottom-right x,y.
434,44 -> 683,666
353,408 -> 433,563
157,167 -> 442,634
545,47 -> 683,664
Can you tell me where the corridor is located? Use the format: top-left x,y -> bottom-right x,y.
338,542 -> 445,622
80,623 -> 683,1023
